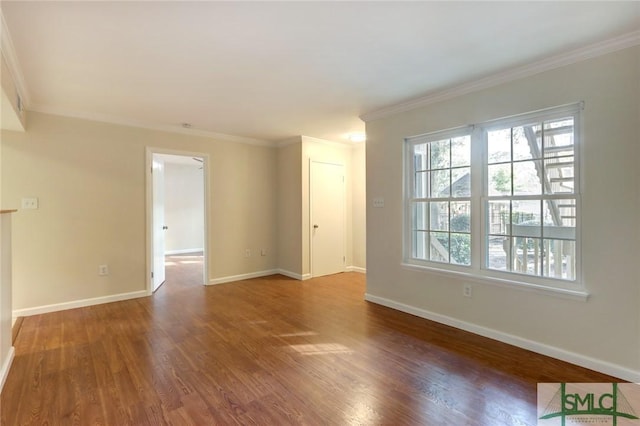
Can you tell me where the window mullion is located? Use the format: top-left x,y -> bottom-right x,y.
471,126 -> 484,271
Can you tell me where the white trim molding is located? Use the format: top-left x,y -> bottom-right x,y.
0,346 -> 15,394
31,106 -> 273,147
364,293 -> 640,383
12,290 -> 148,318
346,266 -> 366,274
0,9 -> 31,107
276,269 -> 312,281
165,248 -> 204,255
361,30 -> 640,123
208,269 -> 279,285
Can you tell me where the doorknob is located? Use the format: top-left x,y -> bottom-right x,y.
162,225 -> 168,230
313,224 -> 319,229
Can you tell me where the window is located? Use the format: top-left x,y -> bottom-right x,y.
404,104 -> 582,291
408,129 -> 472,266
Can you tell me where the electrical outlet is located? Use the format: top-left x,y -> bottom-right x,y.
245,249 -> 251,258
98,265 -> 109,276
261,249 -> 267,256
21,197 -> 39,209
463,284 -> 472,298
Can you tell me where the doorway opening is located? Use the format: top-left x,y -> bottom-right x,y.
146,148 -> 209,293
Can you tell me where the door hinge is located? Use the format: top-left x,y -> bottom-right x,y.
343,256 -> 346,263
151,271 -> 154,278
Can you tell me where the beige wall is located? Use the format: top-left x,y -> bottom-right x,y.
2,112 -> 278,310
0,134 -> 12,391
276,139 -> 303,276
364,46 -> 640,380
351,142 -> 366,270
164,162 -> 204,254
2,112 -> 367,313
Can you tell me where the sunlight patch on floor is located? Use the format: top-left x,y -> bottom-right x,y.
277,331 -> 318,338
288,343 -> 352,356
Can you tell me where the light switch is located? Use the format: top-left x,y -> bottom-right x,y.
21,198 -> 39,209
373,197 -> 384,208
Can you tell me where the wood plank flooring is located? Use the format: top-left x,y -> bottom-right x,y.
1,256 -> 617,425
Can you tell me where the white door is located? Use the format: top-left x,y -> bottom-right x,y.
311,161 -> 345,277
152,156 -> 166,291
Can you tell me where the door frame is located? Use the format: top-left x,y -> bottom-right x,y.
309,159 -> 347,278
145,147 -> 210,294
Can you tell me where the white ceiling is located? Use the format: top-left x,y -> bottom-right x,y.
1,1 -> 639,144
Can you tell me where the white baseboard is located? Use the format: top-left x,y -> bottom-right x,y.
0,347 -> 15,394
346,266 -> 366,274
276,269 -> 303,280
364,293 -> 640,383
208,269 -> 279,285
12,290 -> 149,318
275,269 -> 311,280
165,248 -> 203,255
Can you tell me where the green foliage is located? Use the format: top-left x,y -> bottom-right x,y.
492,168 -> 510,193
435,213 -> 471,265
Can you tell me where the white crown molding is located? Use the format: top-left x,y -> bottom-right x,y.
0,8 -> 30,107
301,134 -> 356,148
29,104 -> 276,147
361,30 -> 640,123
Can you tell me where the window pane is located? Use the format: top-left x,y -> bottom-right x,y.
488,200 -> 510,236
430,232 -> 449,263
512,237 -> 542,276
513,124 -> 541,161
543,118 -> 574,154
544,199 -> 576,229
431,169 -> 450,197
487,236 -> 508,271
451,233 -> 471,266
451,167 -> 470,197
543,239 -> 575,280
413,202 -> 428,231
512,200 -> 541,237
513,160 -> 542,195
451,201 -> 470,232
544,158 -> 574,194
413,144 -> 428,171
430,139 -> 450,169
488,128 -> 511,164
488,164 -> 511,196
415,171 -> 428,198
429,202 -> 448,231
413,230 -> 428,260
451,136 -> 471,167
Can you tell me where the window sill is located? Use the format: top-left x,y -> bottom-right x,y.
400,261 -> 589,302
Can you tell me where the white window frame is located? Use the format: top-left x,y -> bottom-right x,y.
403,103 -> 586,299
404,126 -> 474,271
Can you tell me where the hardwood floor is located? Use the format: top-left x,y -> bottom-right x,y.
2,259 -> 617,425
